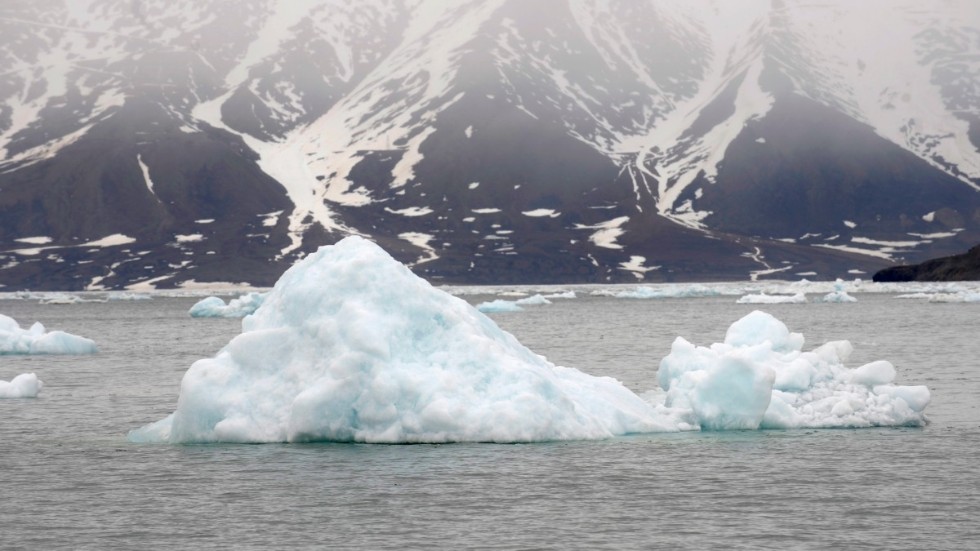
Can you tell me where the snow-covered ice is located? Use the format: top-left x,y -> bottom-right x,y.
0,373 -> 42,398
130,237 -> 673,443
658,311 -> 929,430
189,292 -> 267,318
129,237 -> 931,444
0,314 -> 98,355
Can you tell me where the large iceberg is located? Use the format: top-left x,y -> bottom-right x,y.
0,314 -> 97,355
129,237 -> 930,444
189,292 -> 267,318
131,237 -> 671,443
0,373 -> 42,398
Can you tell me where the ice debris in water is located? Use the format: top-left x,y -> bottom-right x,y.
475,299 -> 523,313
658,310 -> 929,430
736,292 -> 807,304
128,237 -> 931,444
600,285 -> 720,299
189,292 -> 267,318
476,294 -> 551,313
818,279 -> 857,303
130,236 -> 672,444
0,313 -> 97,355
0,373 -> 42,398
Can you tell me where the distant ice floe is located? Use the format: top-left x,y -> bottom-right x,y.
0,314 -> 97,355
596,284 -> 721,299
0,373 -> 42,398
475,299 -> 523,313
476,294 -> 552,313
897,291 -> 980,303
189,292 -> 267,318
130,236 -> 930,445
817,280 -> 857,303
736,292 -> 807,304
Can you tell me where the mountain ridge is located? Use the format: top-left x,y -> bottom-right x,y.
1,0 -> 978,290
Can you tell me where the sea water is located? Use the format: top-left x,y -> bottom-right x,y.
0,292 -> 977,550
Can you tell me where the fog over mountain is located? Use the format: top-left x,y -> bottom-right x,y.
1,0 -> 978,290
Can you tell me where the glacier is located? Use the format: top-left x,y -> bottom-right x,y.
0,373 -> 42,398
129,237 -> 930,444
0,313 -> 97,355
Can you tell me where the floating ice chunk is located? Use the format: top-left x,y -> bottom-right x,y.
543,290 -> 576,299
819,290 -> 857,303
0,314 -> 97,355
475,299 -> 523,313
0,373 -> 42,398
189,292 -> 266,318
515,294 -> 551,306
736,292 -> 807,304
818,279 -> 857,303
130,236 -> 672,444
658,311 -> 929,430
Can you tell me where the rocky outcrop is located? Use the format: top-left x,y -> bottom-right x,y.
873,245 -> 980,282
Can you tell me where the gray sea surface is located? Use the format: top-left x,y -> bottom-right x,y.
0,292 -> 978,550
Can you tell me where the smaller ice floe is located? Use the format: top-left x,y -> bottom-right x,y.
927,292 -> 980,303
736,292 -> 807,304
543,290 -> 576,299
515,294 -> 551,306
189,292 -> 267,318
658,311 -> 929,430
38,293 -> 97,305
602,284 -> 721,299
0,314 -> 97,355
818,280 -> 857,303
105,292 -> 152,301
893,289 -> 980,303
0,373 -> 42,398
477,294 -> 551,312
476,299 -> 523,313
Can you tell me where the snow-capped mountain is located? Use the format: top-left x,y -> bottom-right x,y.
1,0 -> 978,290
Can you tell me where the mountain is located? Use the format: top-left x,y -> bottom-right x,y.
873,243 -> 980,281
1,0 -> 978,290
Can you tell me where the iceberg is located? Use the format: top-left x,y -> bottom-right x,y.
0,373 -> 42,398
0,314 -> 98,355
658,311 -> 929,430
189,292 -> 266,318
131,237 -> 672,444
818,279 -> 857,303
129,237 -> 930,444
